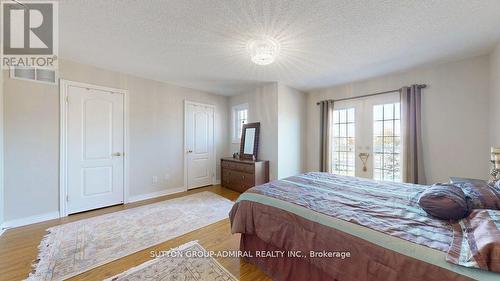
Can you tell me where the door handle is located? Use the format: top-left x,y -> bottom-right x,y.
112,152 -> 122,157
359,153 -> 369,172
186,150 -> 193,153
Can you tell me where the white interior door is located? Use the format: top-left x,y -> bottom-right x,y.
185,102 -> 215,189
332,92 -> 403,182
67,85 -> 125,214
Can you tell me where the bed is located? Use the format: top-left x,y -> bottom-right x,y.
229,172 -> 500,281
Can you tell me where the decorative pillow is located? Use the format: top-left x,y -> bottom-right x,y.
418,184 -> 470,220
456,181 -> 500,210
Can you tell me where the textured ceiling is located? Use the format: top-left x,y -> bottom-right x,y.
58,0 -> 500,95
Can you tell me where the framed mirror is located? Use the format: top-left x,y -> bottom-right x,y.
239,122 -> 260,160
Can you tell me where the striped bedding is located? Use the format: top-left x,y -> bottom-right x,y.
448,209 -> 500,273
237,172 -> 500,272
246,172 -> 453,251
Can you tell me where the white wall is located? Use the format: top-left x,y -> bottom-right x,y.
228,83 -> 306,180
307,55 -> 491,184
3,59 -> 229,222
277,84 -> 307,178
228,91 -> 254,154
491,43 -> 500,146
228,83 -> 279,180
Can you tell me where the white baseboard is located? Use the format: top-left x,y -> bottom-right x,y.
128,187 -> 187,203
1,211 -> 60,229
0,187 -> 201,230
214,180 -> 221,185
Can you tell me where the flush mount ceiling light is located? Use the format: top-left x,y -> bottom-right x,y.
248,37 -> 280,66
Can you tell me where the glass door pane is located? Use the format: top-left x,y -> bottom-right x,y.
329,94 -> 403,181
372,102 -> 402,182
331,108 -> 356,176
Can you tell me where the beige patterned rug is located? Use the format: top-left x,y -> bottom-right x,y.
27,192 -> 234,281
105,241 -> 238,281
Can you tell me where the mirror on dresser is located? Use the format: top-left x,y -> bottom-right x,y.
222,122 -> 268,193
239,122 -> 260,160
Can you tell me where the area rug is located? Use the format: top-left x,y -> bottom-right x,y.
104,241 -> 238,281
27,191 -> 234,281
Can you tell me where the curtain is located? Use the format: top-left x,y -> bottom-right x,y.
400,85 -> 426,184
320,100 -> 334,173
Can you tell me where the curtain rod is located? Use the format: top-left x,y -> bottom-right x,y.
316,84 -> 427,105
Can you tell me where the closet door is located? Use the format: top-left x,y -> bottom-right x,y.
184,102 -> 215,189
67,86 -> 125,214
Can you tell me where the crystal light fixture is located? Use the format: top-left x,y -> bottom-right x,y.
248,37 -> 280,66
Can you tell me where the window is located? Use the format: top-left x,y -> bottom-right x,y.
332,108 -> 355,176
373,103 -> 401,182
10,67 -> 57,85
232,104 -> 248,143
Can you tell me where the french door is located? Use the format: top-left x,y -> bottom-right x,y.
331,92 -> 403,182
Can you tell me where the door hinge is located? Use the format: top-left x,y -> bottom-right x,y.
65,96 -> 69,103
66,194 -> 69,201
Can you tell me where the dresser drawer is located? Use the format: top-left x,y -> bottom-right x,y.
230,171 -> 255,186
222,169 -> 232,186
234,183 -> 253,193
221,160 -> 254,173
221,158 -> 269,193
223,170 -> 254,184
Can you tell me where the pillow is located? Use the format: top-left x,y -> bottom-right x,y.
418,183 -> 470,220
456,181 -> 500,210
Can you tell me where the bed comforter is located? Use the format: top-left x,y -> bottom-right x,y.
229,172 -> 500,280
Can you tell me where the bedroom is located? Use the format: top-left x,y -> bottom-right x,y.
0,0 -> 499,280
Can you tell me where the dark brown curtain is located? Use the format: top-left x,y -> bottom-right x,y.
320,100 -> 334,173
400,85 -> 426,184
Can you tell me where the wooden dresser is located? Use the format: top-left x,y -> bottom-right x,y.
221,157 -> 269,193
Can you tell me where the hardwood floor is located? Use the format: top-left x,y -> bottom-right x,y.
0,185 -> 271,281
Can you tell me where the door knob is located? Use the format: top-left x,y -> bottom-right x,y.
187,150 -> 193,153
112,152 -> 122,157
